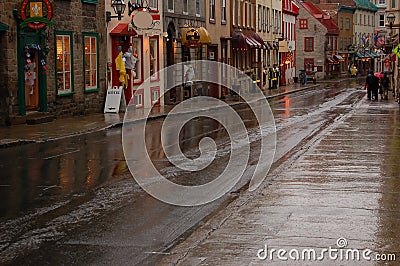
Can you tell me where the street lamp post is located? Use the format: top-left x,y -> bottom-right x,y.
386,13 -> 396,100
106,0 -> 127,22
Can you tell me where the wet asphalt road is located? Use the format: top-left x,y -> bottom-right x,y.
160,90 -> 400,265
0,80 -> 369,265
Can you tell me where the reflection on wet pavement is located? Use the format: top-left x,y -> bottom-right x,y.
160,98 -> 400,265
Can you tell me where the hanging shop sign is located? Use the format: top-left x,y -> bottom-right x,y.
127,1 -> 161,35
393,44 -> 400,59
182,28 -> 201,48
20,0 -> 53,30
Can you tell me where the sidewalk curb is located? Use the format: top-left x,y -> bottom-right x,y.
0,84 -> 320,149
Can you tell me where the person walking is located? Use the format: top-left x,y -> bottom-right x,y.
381,74 -> 390,100
365,70 -> 379,100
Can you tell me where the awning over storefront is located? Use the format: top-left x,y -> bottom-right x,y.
327,57 -> 338,64
231,31 -> 247,49
110,23 -> 137,36
246,35 -> 262,48
264,41 -> 273,50
250,32 -> 267,49
364,52 -> 373,58
369,51 -> 380,58
182,27 -> 211,48
333,54 -> 344,61
197,27 -> 211,44
355,52 -> 365,59
231,31 -> 264,49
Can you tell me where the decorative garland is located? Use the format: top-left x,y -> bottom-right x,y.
23,43 -> 50,74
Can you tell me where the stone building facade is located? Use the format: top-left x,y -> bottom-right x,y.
163,0 -> 209,103
295,0 -> 328,80
0,0 -> 107,126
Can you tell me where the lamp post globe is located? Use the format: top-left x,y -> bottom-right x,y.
387,13 -> 395,28
112,0 -> 126,20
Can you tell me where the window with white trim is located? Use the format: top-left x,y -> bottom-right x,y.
258,5 -> 262,31
83,33 -> 98,91
210,0 -> 215,21
266,7 -> 270,32
149,0 -> 157,10
221,0 -> 226,23
183,0 -> 188,14
132,37 -> 142,84
379,14 -> 385,27
196,0 -> 200,17
56,32 -> 73,95
232,0 -> 236,25
237,0 -> 241,26
149,37 -> 159,81
168,0 -> 174,12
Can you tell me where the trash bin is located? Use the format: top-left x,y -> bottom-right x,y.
293,77 -> 298,83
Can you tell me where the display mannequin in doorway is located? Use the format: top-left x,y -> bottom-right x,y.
123,47 -> 138,105
115,46 -> 129,105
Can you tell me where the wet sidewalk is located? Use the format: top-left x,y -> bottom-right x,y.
0,82 -> 318,148
158,98 -> 400,265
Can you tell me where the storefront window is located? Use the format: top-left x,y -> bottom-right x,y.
149,37 -> 159,81
132,37 -> 143,84
83,33 -> 99,92
56,31 -> 73,95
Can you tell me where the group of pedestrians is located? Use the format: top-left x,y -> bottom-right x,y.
365,70 -> 391,101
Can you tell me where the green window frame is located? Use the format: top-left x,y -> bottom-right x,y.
82,32 -> 99,93
82,0 -> 98,4
55,30 -> 74,96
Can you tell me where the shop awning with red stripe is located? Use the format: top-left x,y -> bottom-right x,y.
110,23 -> 137,36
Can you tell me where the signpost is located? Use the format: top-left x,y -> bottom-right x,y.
104,86 -> 124,113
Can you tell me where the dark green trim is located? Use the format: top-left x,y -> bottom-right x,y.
84,88 -> 100,93
81,0 -> 98,4
57,92 -> 76,97
0,22 -> 9,31
82,32 -> 100,93
20,17 -> 53,29
54,30 -> 74,96
17,27 -> 48,114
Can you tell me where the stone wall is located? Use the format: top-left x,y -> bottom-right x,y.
0,0 -> 107,125
295,0 -> 327,79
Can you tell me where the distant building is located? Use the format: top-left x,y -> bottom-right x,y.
281,0 -> 299,85
295,0 -> 340,79
318,2 -> 356,76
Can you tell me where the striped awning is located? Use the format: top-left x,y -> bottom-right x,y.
246,35 -> 262,49
355,52 -> 365,58
369,51 -> 380,58
110,23 -> 137,36
264,41 -> 273,50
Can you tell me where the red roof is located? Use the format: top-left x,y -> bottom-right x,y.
301,1 -> 339,35
110,23 -> 137,36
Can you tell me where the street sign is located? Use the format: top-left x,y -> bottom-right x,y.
104,86 -> 123,113
393,44 -> 400,58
